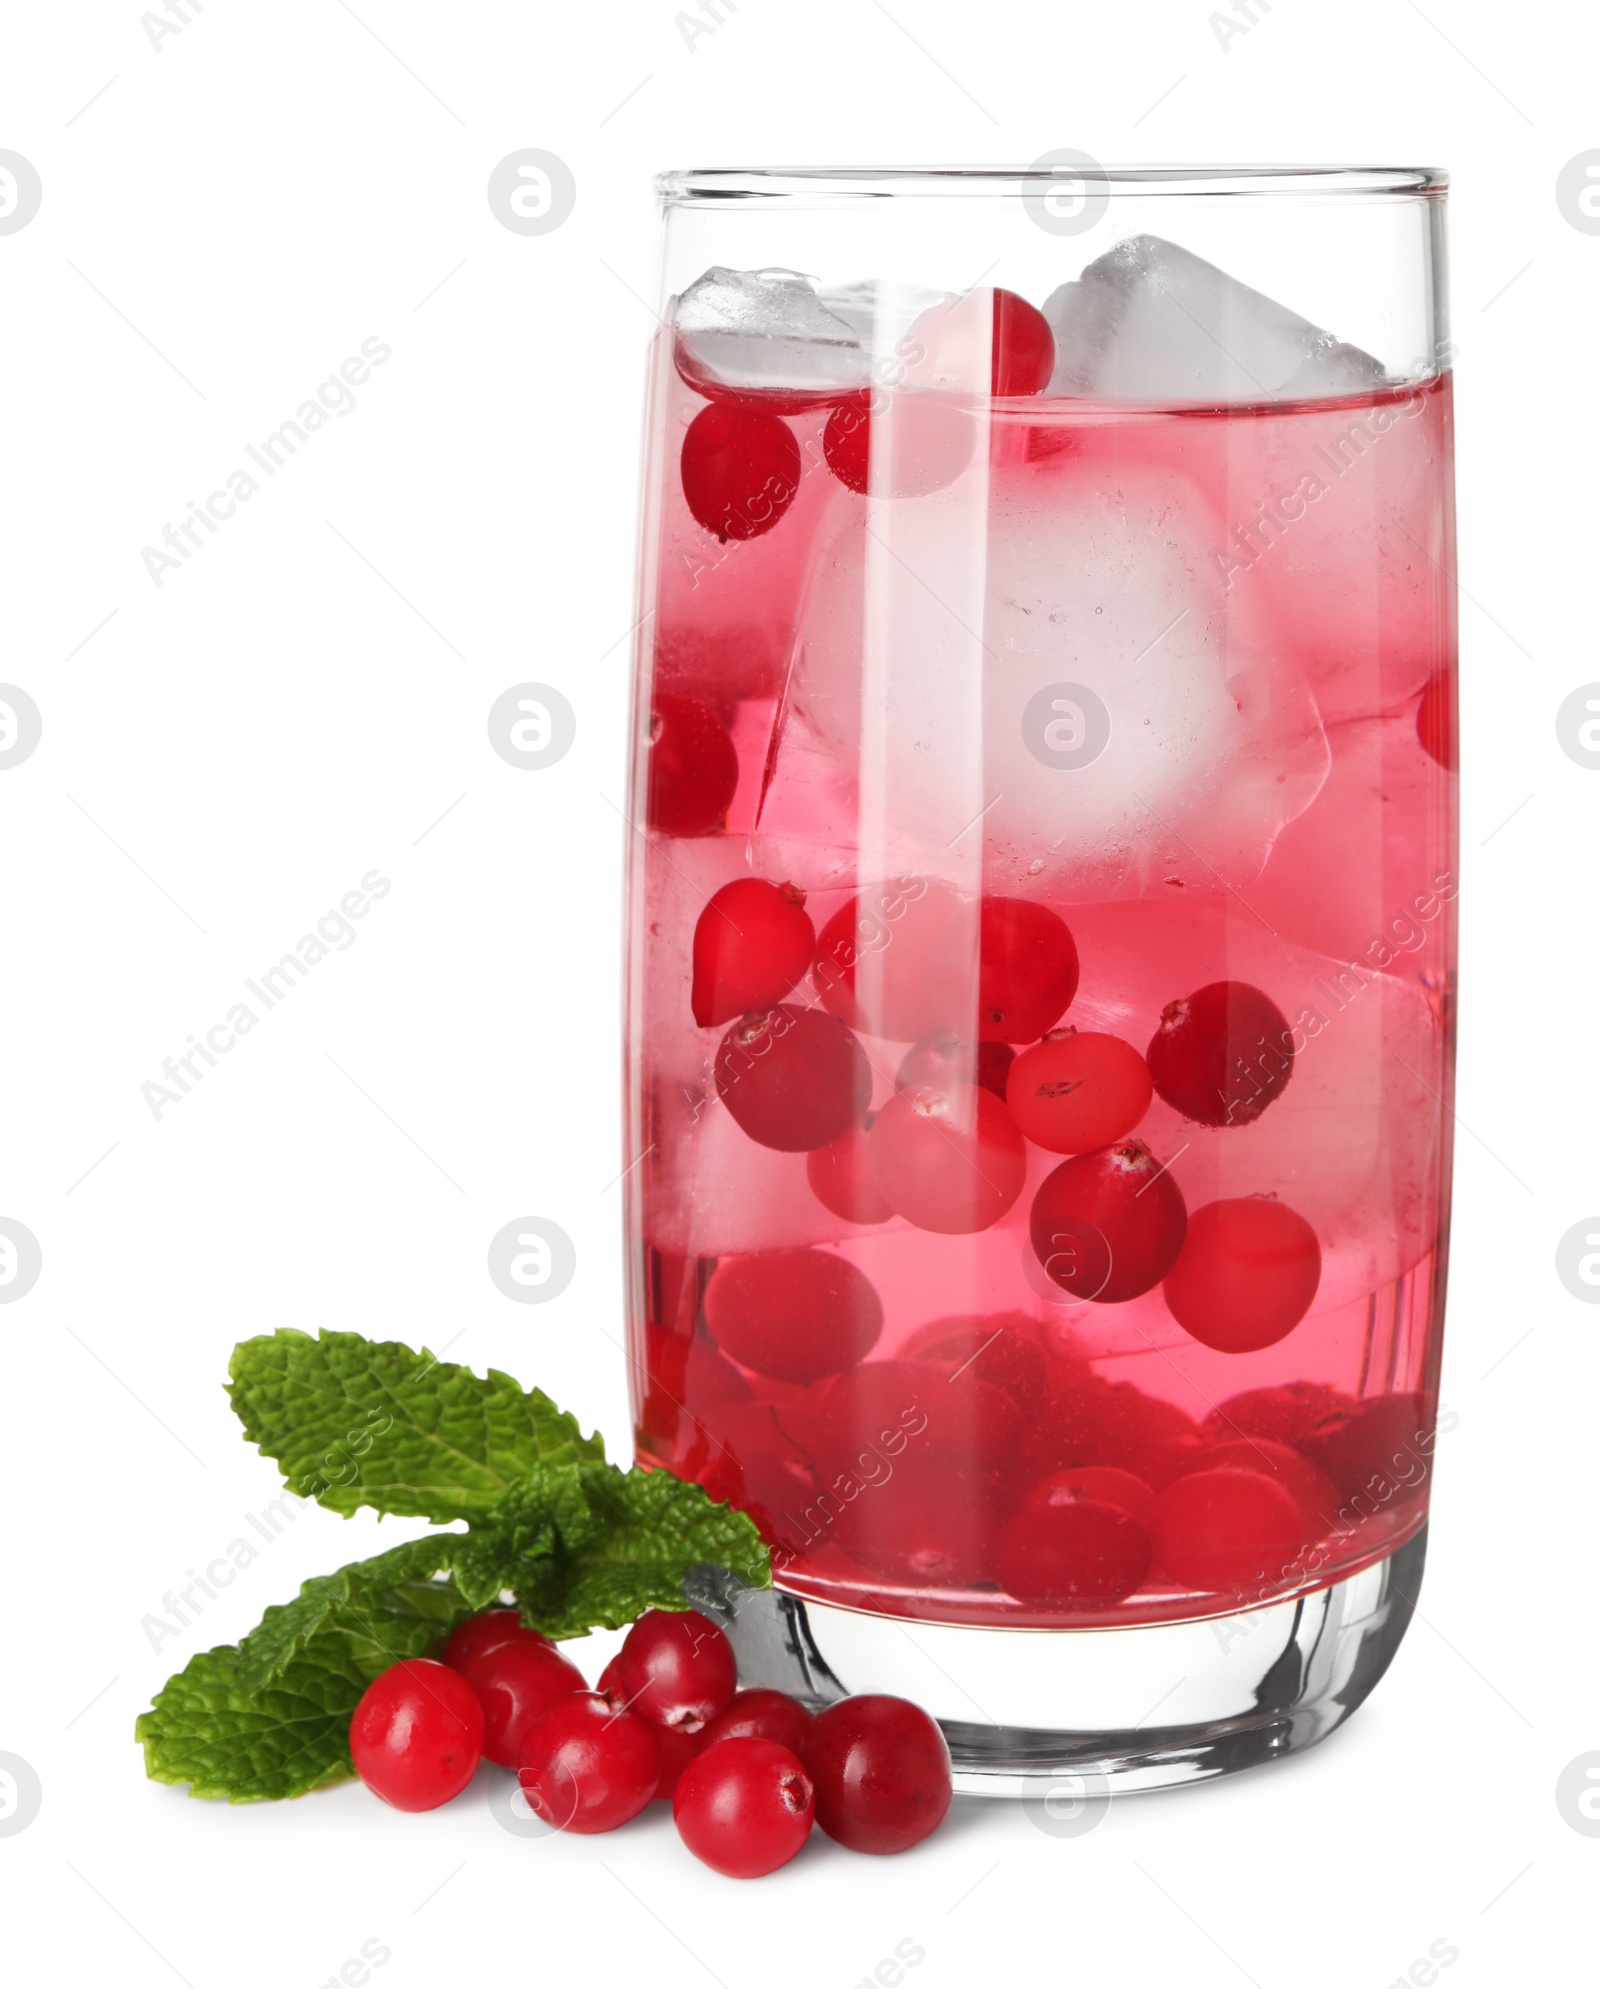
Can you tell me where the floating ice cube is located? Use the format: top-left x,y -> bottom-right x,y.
781,439 -> 1330,901
673,266 -> 869,404
1045,235 -> 1387,404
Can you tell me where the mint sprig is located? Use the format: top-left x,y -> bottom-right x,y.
138,1331 -> 770,1801
228,1327 -> 603,1523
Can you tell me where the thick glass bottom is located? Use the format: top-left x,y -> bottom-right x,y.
685,1524 -> 1425,1797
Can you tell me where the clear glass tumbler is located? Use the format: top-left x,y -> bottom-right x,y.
623,166 -> 1456,1794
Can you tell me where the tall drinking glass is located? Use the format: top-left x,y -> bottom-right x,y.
623,167 -> 1455,1793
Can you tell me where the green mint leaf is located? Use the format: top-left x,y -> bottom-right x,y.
449,1462 -> 602,1612
227,1328 -> 604,1523
494,1463 -> 770,1640
234,1536 -> 465,1692
135,1584 -> 457,1802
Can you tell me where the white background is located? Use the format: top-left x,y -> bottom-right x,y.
2,1 -> 1595,1983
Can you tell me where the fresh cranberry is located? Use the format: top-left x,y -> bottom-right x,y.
651,1720 -> 707,1801
691,1399 -> 826,1552
1196,1437 -> 1340,1532
470,1641 -> 589,1768
1016,1373 -> 1200,1488
896,1032 -> 1015,1102
1029,1140 -> 1187,1302
1298,1391 -> 1437,1511
674,1737 -> 815,1878
637,1328 -> 752,1455
1163,1196 -> 1322,1352
442,1607 -> 552,1678
1006,1029 -> 1153,1154
1203,1381 -> 1353,1450
806,1695 -> 951,1855
604,1609 -> 737,1734
646,691 -> 739,837
818,1358 -> 1023,1479
1151,1467 -> 1309,1595
870,1080 -> 1027,1234
990,288 -> 1056,395
517,1692 -> 659,1833
701,1689 -> 814,1756
703,1247 -> 883,1383
812,880 -> 967,1040
1146,981 -> 1294,1127
1416,670 -> 1456,771
1025,1463 -> 1157,1528
832,1449 -> 1003,1588
971,897 -> 1079,1041
996,1476 -> 1153,1607
806,1118 -> 895,1225
714,1004 -> 871,1152
691,879 -> 816,1028
349,1659 -> 484,1812
901,1312 -> 1050,1417
821,392 -> 974,498
904,287 -> 1054,398
680,403 -> 801,542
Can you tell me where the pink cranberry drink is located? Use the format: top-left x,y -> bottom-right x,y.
624,173 -> 1456,1648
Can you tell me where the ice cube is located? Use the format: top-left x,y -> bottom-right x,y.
781,438 -> 1330,902
673,266 -> 869,404
1045,235 -> 1387,404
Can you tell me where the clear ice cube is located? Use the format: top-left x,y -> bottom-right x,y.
673,266 -> 869,402
1045,235 -> 1387,404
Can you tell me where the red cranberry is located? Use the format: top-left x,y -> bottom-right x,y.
1298,1391 -> 1437,1511
714,1004 -> 871,1152
674,1737 -> 814,1878
1015,1374 -> 1201,1489
604,1609 -> 737,1734
637,1328 -> 752,1456
990,288 -> 1056,395
806,1695 -> 952,1855
1163,1197 -> 1322,1352
651,1720 -> 707,1801
646,691 -> 738,837
812,880 -> 967,1041
703,1247 -> 883,1384
870,1080 -> 1027,1234
972,897 -> 1079,1042
690,1399 -> 827,1555
996,1476 -> 1153,1607
818,1357 -> 1024,1480
1196,1437 -> 1340,1532
821,392 -> 974,498
349,1659 -> 483,1812
904,288 -> 1054,398
1146,980 -> 1294,1127
442,1607 -> 552,1678
691,878 -> 816,1028
1151,1467 -> 1309,1595
470,1642 -> 588,1769
1416,670 -> 1456,771
517,1692 -> 659,1833
680,402 -> 801,542
901,1312 -> 1051,1418
1203,1382 -> 1353,1450
1029,1140 -> 1187,1302
1006,1029 -> 1152,1154
806,1118 -> 895,1225
896,1031 -> 1015,1102
700,1689 -> 814,1756
832,1449 -> 1003,1588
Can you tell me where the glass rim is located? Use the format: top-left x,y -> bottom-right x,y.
656,164 -> 1448,201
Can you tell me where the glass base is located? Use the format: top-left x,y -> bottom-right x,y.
685,1525 -> 1425,1797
